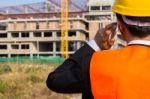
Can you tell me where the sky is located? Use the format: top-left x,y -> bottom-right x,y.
0,0 -> 44,7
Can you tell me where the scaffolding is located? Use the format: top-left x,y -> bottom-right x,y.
0,0 -> 87,14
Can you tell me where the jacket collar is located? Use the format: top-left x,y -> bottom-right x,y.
128,40 -> 150,46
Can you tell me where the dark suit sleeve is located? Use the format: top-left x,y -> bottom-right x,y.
46,44 -> 95,94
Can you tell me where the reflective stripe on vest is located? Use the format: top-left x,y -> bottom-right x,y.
90,45 -> 150,99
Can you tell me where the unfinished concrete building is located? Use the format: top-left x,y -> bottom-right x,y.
0,13 -> 88,57
0,0 -> 124,58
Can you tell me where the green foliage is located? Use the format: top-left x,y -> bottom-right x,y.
0,80 -> 8,93
0,56 -> 64,64
11,94 -> 22,99
0,62 -> 78,99
0,65 -> 12,75
25,67 -> 46,73
27,75 -> 43,83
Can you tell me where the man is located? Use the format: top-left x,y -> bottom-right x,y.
47,0 -> 150,98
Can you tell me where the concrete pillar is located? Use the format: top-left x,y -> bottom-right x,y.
7,44 -> 11,58
52,31 -> 56,38
37,41 -> 39,52
30,54 -> 33,59
52,31 -> 57,40
42,32 -> 44,37
7,44 -> 11,51
19,32 -> 21,38
19,44 -> 21,50
29,43 -> 33,58
30,32 -> 33,38
100,6 -> 102,11
53,42 -> 56,56
8,54 -> 11,58
8,32 -> 11,39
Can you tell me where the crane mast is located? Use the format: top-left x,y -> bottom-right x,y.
61,0 -> 69,59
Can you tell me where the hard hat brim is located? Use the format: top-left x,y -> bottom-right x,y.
112,5 -> 150,17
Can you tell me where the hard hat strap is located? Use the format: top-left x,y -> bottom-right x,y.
122,16 -> 150,27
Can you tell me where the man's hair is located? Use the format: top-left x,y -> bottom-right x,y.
116,14 -> 150,38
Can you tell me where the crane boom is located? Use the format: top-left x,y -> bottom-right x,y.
61,0 -> 69,59
24,5 -> 42,13
10,6 -> 23,13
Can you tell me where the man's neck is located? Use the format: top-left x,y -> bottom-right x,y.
128,35 -> 150,43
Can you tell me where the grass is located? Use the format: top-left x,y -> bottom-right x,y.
0,62 -> 81,99
0,65 -> 12,75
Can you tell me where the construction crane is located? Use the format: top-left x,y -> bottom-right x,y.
47,0 -> 60,8
9,6 -> 23,13
61,0 -> 69,59
69,0 -> 85,11
47,0 -> 61,12
48,0 -> 85,59
47,0 -> 85,12
24,5 -> 42,13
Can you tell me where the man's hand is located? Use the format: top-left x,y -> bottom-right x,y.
94,23 -> 117,50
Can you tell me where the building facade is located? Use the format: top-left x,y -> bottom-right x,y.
0,0 -> 125,58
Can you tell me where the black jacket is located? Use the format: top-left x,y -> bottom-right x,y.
46,44 -> 95,99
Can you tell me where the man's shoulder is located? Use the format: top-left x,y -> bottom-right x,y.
91,46 -> 131,62
90,47 -> 129,70
91,46 -> 136,65
94,48 -> 122,56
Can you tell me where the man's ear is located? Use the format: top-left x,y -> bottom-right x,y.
117,19 -> 129,35
117,20 -> 124,32
117,19 -> 132,42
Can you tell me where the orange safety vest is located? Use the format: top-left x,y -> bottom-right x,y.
90,45 -> 150,99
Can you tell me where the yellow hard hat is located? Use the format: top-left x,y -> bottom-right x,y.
112,0 -> 150,17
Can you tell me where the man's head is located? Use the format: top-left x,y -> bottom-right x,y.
112,0 -> 150,42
